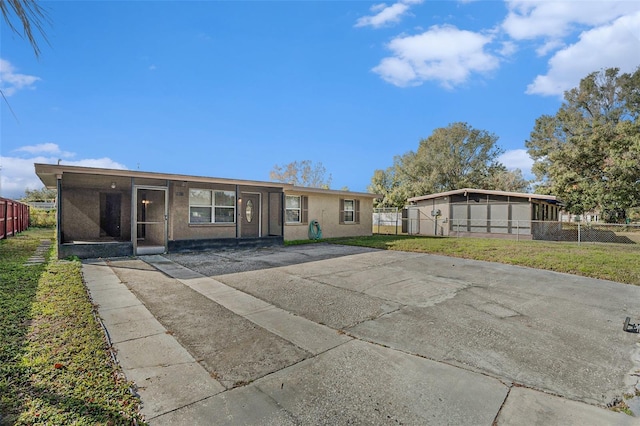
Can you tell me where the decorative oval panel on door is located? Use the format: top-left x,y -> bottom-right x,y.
246,199 -> 254,223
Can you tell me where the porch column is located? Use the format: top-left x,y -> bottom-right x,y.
56,174 -> 62,257
236,185 -> 240,239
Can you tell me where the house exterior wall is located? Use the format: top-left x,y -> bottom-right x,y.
60,177 -> 132,243
238,186 -> 282,238
169,181 -> 238,241
134,177 -> 167,187
448,193 -> 534,236
35,164 -> 377,258
511,202 -> 531,222
284,191 -> 374,241
411,191 -> 560,238
411,196 -> 449,236
168,182 -> 283,247
61,189 -> 101,241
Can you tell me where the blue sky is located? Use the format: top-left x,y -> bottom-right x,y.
1,0 -> 639,199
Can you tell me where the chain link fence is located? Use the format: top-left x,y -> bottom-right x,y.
373,211 -> 640,245
373,208 -> 446,236
372,207 -> 405,235
450,219 -> 640,244
531,221 -> 640,244
450,219 -> 531,239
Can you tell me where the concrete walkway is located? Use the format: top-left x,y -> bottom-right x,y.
82,246 -> 640,425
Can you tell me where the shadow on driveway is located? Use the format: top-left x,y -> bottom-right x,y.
164,243 -> 378,276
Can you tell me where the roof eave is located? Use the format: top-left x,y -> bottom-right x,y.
407,188 -> 558,203
288,185 -> 380,198
34,163 -> 291,189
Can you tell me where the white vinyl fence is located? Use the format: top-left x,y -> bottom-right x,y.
372,207 -> 403,235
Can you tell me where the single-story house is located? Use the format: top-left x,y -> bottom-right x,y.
34,164 -> 378,259
406,188 -> 561,239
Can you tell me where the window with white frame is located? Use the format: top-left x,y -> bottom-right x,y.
344,199 -> 355,222
189,189 -> 235,223
285,195 -> 308,224
340,198 -> 360,224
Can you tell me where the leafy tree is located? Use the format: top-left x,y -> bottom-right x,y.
486,167 -> 530,193
368,168 -> 406,208
269,160 -> 333,189
21,186 -> 56,202
369,122 -> 528,207
526,67 -> 640,221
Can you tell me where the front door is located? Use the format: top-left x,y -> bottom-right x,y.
100,193 -> 121,238
241,193 -> 260,238
134,187 -> 168,255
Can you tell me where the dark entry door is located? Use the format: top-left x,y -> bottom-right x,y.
241,193 -> 260,238
100,193 -> 121,238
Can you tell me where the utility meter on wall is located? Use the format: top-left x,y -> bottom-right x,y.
431,209 -> 441,217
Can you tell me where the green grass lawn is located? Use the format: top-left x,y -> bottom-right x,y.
0,228 -> 144,425
327,235 -> 640,285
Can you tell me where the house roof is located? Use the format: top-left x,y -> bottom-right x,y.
35,163 -> 290,189
288,186 -> 380,199
407,188 -> 559,204
34,163 -> 380,198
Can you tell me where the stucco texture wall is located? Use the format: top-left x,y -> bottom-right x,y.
284,192 -> 374,241
61,189 -> 99,242
413,197 -> 450,236
60,187 -> 131,243
168,182 -> 283,241
169,182 -> 238,241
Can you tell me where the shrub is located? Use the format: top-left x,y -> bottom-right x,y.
29,208 -> 56,228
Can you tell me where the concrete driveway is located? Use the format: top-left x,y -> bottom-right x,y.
82,244 -> 640,425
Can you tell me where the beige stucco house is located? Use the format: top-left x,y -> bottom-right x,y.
35,164 -> 378,259
406,188 -> 561,239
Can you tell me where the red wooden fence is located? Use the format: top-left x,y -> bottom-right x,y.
0,197 -> 30,240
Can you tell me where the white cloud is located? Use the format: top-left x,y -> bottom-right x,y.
498,2 -> 640,96
498,41 -> 518,57
14,143 -> 74,158
502,0 -> 640,41
355,0 -> 423,29
498,149 -> 534,177
0,58 -> 41,96
63,158 -> 127,169
372,25 -> 499,88
372,57 -> 418,87
1,156 -> 54,198
535,39 -> 564,57
0,145 -> 127,199
527,11 -> 640,96
361,0 -> 639,92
